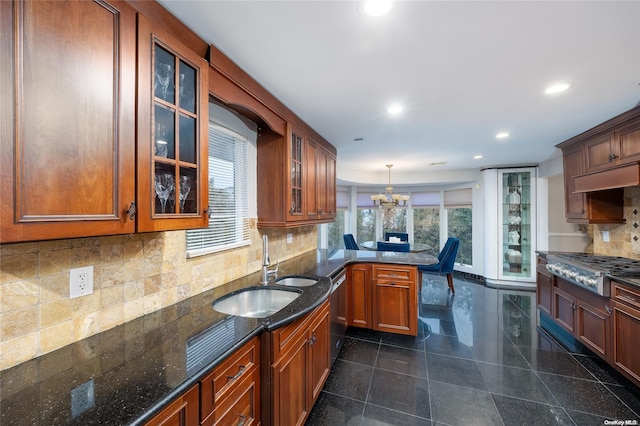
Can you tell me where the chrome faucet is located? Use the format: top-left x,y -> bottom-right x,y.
261,235 -> 278,285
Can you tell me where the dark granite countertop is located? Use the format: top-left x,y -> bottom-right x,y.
0,248 -> 436,425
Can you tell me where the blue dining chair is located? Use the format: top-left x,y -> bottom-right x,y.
384,232 -> 409,242
376,241 -> 410,252
343,234 -> 360,250
418,237 -> 460,293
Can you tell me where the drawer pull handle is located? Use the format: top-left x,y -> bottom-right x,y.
227,365 -> 246,381
622,295 -> 638,303
237,414 -> 247,426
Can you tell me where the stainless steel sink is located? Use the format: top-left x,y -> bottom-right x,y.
212,287 -> 301,318
276,277 -> 318,287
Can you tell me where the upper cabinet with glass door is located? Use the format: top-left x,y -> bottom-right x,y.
137,15 -> 209,232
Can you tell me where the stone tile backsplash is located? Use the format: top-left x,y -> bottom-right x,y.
593,186 -> 640,260
0,222 -> 317,370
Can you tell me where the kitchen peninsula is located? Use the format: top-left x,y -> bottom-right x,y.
0,249 -> 436,425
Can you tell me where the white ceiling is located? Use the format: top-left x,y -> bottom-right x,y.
158,0 -> 640,187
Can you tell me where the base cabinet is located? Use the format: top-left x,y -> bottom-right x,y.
200,336 -> 260,426
347,264 -> 418,336
371,265 -> 418,335
263,300 -> 330,426
348,264 -> 371,328
611,281 -> 640,386
144,384 -> 199,426
536,257 -> 553,316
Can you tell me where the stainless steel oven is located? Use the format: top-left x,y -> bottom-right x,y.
329,268 -> 347,365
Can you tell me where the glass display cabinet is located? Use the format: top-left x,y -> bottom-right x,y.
137,15 -> 209,232
499,168 -> 537,282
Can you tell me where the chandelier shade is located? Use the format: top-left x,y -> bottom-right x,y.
370,164 -> 409,208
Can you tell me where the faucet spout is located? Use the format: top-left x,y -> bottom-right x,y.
261,235 -> 277,285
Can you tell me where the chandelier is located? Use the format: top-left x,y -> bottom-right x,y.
370,164 -> 409,208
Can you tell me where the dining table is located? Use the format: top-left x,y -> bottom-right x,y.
360,240 -> 434,253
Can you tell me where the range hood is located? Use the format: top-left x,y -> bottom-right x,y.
574,162 -> 640,193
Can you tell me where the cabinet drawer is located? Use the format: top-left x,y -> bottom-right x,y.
612,281 -> 640,310
371,265 -> 416,281
270,300 -> 329,360
200,336 -> 259,422
202,367 -> 260,426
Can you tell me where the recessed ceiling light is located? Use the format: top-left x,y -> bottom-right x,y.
364,0 -> 393,16
473,155 -> 483,159
545,82 -> 573,94
496,132 -> 511,139
387,104 -> 403,114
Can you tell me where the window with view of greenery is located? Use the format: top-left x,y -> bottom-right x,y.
357,208 -> 376,243
382,208 -> 406,234
327,210 -> 345,248
447,207 -> 472,265
413,207 -> 440,253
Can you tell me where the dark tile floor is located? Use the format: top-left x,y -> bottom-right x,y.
305,274 -> 640,426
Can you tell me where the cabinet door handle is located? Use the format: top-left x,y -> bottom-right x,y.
237,414 -> 247,426
605,305 -> 612,314
571,302 -> 578,311
126,202 -> 136,220
204,206 -> 212,218
227,365 -> 246,381
309,333 -> 316,346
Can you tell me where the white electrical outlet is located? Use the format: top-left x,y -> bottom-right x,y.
602,230 -> 610,243
71,379 -> 95,418
70,266 -> 93,299
287,233 -> 293,244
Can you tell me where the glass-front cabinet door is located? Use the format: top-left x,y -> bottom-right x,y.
499,168 -> 536,282
137,15 -> 208,232
287,124 -> 305,221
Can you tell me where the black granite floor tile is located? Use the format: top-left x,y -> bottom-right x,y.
418,305 -> 456,321
491,394 -> 572,426
305,391 -> 364,426
375,344 -> 427,378
338,337 -> 379,366
565,409 -> 621,426
366,369 -> 430,419
428,380 -> 502,426
605,384 -> 640,417
470,334 -> 531,369
574,353 -> 629,385
517,347 -> 594,380
426,352 -> 486,391
418,317 -> 459,337
322,359 -> 373,402
423,333 -> 474,360
477,362 -> 557,404
345,327 -> 382,343
540,372 -> 637,419
361,404 -> 432,426
380,331 -> 426,351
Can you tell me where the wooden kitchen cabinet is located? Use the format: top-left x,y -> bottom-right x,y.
557,106 -> 640,224
371,264 -> 418,335
144,384 -> 199,426
348,264 -> 371,329
263,300 -> 330,426
257,122 -> 337,228
584,121 -> 640,173
551,278 -> 610,361
611,280 -> 640,386
536,257 -> 553,317
1,0 -> 137,243
136,14 -> 209,232
200,336 -> 260,425
561,145 -> 624,224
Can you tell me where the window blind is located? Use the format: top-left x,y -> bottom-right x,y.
444,188 -> 472,208
186,124 -> 250,257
